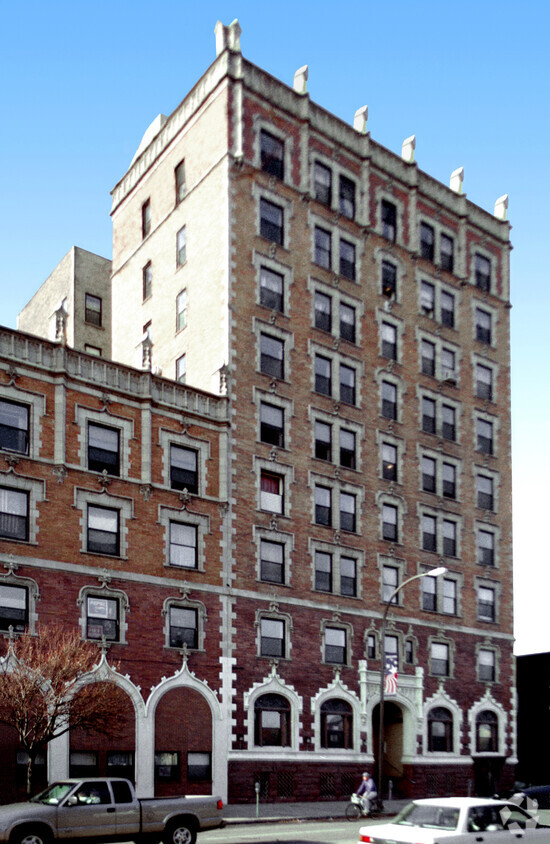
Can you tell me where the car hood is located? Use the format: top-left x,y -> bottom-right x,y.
359,820 -> 460,843
0,802 -> 55,823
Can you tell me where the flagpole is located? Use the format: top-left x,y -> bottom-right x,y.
376,566 -> 447,807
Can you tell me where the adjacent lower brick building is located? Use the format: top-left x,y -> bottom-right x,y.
0,20 -> 514,803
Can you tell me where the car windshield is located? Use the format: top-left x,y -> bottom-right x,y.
394,802 -> 459,829
31,783 -> 75,805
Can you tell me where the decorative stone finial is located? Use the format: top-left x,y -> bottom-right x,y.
401,135 -> 416,164
214,19 -> 242,56
293,65 -> 308,95
494,194 -> 509,220
354,106 -> 368,134
450,167 -> 464,194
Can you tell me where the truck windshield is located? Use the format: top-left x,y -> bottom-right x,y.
394,802 -> 459,830
32,783 -> 75,805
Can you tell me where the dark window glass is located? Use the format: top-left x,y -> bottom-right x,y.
315,420 -> 331,461
442,578 -> 457,614
260,402 -> 284,447
0,400 -> 29,455
141,200 -> 151,238
440,234 -> 454,272
314,291 -> 332,332
339,364 -> 356,405
321,699 -> 353,748
476,308 -> 492,344
476,364 -> 493,401
176,226 -> 186,266
340,428 -> 356,469
478,649 -> 495,682
431,642 -> 450,676
476,711 -> 498,751
422,514 -> 436,551
420,222 -> 435,261
315,485 -> 332,526
382,381 -> 397,420
405,640 -> 414,664
314,162 -> 332,206
339,303 -> 356,343
187,752 -> 211,781
260,198 -> 284,244
442,348 -> 456,382
260,333 -> 284,379
169,523 -> 197,568
254,693 -> 290,747
339,238 -> 356,279
88,423 -> 120,476
0,584 -> 27,632
428,707 -> 453,751
382,442 -> 397,481
382,322 -> 397,360
442,404 -> 456,441
382,261 -> 396,297
367,634 -> 376,659
478,587 -> 495,622
381,200 -> 396,241
422,457 -> 436,492
260,266 -> 284,312
85,294 -> 102,326
315,355 -> 332,396
260,617 -> 285,657
442,463 -> 456,499
86,595 -> 119,641
315,551 -> 332,592
382,504 -> 398,541
339,176 -> 355,219
87,506 -> 119,556
477,530 -> 495,566
169,606 -> 198,648
0,488 -> 28,541
422,576 -> 437,611
421,281 -> 435,314
422,397 -> 436,434
142,262 -> 152,300
440,291 -> 455,327
325,627 -> 346,664
340,492 -> 356,532
340,556 -> 356,597
477,475 -> 494,510
155,752 -> 179,781
315,226 -> 332,269
421,340 -> 436,376
383,565 -> 398,602
475,254 -> 491,292
175,161 -> 185,204
260,130 -> 284,179
260,540 -> 284,584
170,445 -> 198,493
443,520 -> 457,557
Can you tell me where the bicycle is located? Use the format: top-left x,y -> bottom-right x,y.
345,792 -> 384,820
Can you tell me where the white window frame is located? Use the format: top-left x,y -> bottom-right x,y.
253,525 -> 294,586
0,570 -> 39,635
255,606 -> 293,660
159,427 -> 210,497
76,406 -> 133,480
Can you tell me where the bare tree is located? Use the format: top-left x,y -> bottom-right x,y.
0,625 -> 125,795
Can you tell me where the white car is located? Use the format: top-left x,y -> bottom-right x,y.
358,796 -> 550,843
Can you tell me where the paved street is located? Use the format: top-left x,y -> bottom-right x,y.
200,817 -> 371,844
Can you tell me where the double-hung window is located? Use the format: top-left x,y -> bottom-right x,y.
315,421 -> 331,461
0,399 -> 29,454
315,355 -> 332,396
260,198 -> 284,244
176,226 -> 186,266
421,281 -> 435,314
85,294 -> 102,326
422,576 -> 437,611
340,429 -> 356,469
422,397 -> 436,433
478,586 -> 496,622
477,475 -> 494,510
88,423 -> 120,476
260,402 -> 284,447
420,222 -> 435,261
382,504 -> 398,542
86,595 -> 119,641
176,290 -> 187,331
260,333 -> 284,379
381,322 -> 397,360
382,261 -> 397,297
382,565 -> 398,603
381,381 -> 397,420
339,303 -> 356,343
381,200 -> 396,241
340,556 -> 356,596
442,578 -> 457,614
260,540 -> 285,584
339,175 -> 355,219
475,254 -> 491,291
440,234 -> 454,272
477,418 -> 493,454
142,262 -> 152,300
260,472 -> 284,514
442,519 -> 457,557
260,266 -> 284,312
339,364 -> 356,405
442,463 -> 456,499
175,160 -> 185,204
141,200 -> 151,238
431,642 -> 450,676
340,492 -> 356,532
314,291 -> 332,332
169,606 -> 198,648
476,363 -> 493,401
315,485 -> 332,526
169,522 -> 197,568
0,488 -> 29,542
170,445 -> 198,493
478,649 -> 496,681
314,162 -> 332,206
176,355 -> 186,383
442,404 -> 456,441
382,442 -> 397,481
87,505 -> 119,556
260,618 -> 285,657
0,584 -> 27,632
477,529 -> 495,566
476,308 -> 492,344
324,627 -> 347,664
260,130 -> 284,179
421,340 -> 436,376
315,226 -> 332,269
339,238 -> 356,279
315,551 -> 332,592
422,457 -> 436,493
422,515 -> 437,552
440,291 -> 455,327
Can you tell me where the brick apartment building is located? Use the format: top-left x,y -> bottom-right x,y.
1,20 -> 514,803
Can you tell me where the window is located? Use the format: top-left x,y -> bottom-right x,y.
339,176 -> 355,219
86,595 -> 119,641
339,303 -> 356,343
405,640 -> 414,664
421,340 -> 436,376
88,423 -> 120,476
431,642 -> 450,676
442,404 -> 456,441
339,238 -> 356,279
261,402 -> 284,447
260,472 -> 284,514
0,488 -> 29,541
260,198 -> 284,244
422,397 -> 436,434
477,475 -> 494,510
260,333 -> 284,379
422,515 -> 436,551
260,540 -> 285,584
422,576 -> 436,611
428,707 -> 453,752
315,355 -> 332,396
421,281 -> 435,314
315,291 -> 332,332
314,161 -> 332,206
382,565 -> 398,603
176,226 -> 186,267
476,710 -> 498,752
339,364 -> 356,405
381,200 -> 396,241
0,584 -> 27,632
175,160 -> 185,204
176,289 -> 187,331
440,291 -> 455,328
421,396 -> 457,441
478,586 -> 495,622
382,442 -> 397,481
442,578 -> 457,614
260,130 -> 284,179
176,355 -> 186,383
340,492 -> 356,532
170,446 -> 198,493
85,345 -> 102,356
325,627 -> 347,664
477,418 -> 494,455
382,504 -> 398,542
0,399 -> 29,454
315,551 -> 332,592
260,266 -> 284,312
476,308 -> 492,344
321,699 -> 353,748
440,234 -> 454,272
169,606 -> 198,648
477,529 -> 495,566
442,463 -> 456,499
255,693 -> 290,746
443,519 -> 457,556
420,223 -> 435,261
155,752 -> 179,781
475,254 -> 491,292
381,381 -> 397,420
382,260 -> 396,297
187,752 -> 211,781
340,429 -> 356,469
476,364 -> 493,401
441,348 -> 456,382
169,522 -> 197,568
85,294 -> 102,327
260,618 -> 285,657
141,200 -> 151,238
381,322 -> 397,360
315,226 -> 332,269
142,262 -> 152,300
87,505 -> 119,556
478,649 -> 496,682
315,485 -> 332,526
315,421 -> 331,461
422,457 -> 436,493
340,556 -> 356,597
367,634 -> 376,659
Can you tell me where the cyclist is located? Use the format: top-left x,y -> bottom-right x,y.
355,771 -> 378,814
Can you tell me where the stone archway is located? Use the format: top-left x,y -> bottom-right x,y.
154,686 -> 213,797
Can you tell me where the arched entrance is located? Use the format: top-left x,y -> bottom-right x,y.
154,686 -> 213,797
372,701 -> 404,796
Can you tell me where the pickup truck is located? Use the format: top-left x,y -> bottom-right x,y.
0,778 -> 224,844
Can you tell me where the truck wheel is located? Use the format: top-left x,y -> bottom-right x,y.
163,820 -> 197,844
12,828 -> 51,844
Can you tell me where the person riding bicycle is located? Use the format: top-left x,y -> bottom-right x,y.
355,771 -> 378,814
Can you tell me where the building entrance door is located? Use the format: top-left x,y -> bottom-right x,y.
373,701 -> 404,795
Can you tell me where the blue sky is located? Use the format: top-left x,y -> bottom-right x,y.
1,0 -> 548,654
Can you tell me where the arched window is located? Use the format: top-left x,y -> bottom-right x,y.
476,710 -> 498,752
320,698 -> 353,749
254,693 -> 290,747
428,707 -> 453,752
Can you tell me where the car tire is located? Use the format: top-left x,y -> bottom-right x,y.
346,802 -> 362,821
162,819 -> 197,844
11,827 -> 52,844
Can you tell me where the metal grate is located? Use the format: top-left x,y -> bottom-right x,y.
277,772 -> 295,799
427,773 -> 438,796
254,772 -> 270,800
320,773 -> 336,798
341,772 -> 356,797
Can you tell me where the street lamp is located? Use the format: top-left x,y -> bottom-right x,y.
376,566 -> 447,806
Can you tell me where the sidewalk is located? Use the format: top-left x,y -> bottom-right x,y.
224,798 -> 409,824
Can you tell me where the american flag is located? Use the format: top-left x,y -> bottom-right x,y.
384,655 -> 398,694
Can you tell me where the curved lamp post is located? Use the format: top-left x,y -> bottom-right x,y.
376,566 -> 447,806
